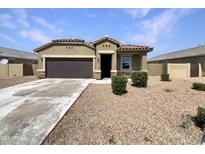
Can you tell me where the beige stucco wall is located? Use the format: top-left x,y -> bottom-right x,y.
9,64 -> 23,77
149,56 -> 205,76
38,44 -> 95,70
148,63 -> 202,78
132,55 -> 141,70
167,63 -> 190,78
0,64 -> 36,77
148,64 -> 163,76
0,64 -> 9,77
32,64 -> 37,75
95,40 -> 118,72
141,54 -> 147,70
199,63 -> 202,77
23,64 -> 37,76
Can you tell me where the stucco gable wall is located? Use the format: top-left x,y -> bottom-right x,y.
39,44 -> 95,55
38,44 -> 95,70
95,40 -> 118,51
95,41 -> 118,71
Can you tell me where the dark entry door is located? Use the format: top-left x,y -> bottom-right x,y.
190,63 -> 199,77
46,58 -> 93,78
101,55 -> 112,78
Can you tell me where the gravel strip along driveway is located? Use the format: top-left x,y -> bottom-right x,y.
0,76 -> 38,89
43,76 -> 205,145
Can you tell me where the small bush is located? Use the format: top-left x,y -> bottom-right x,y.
109,135 -> 116,144
161,73 -> 170,81
111,76 -> 128,95
163,88 -> 173,93
192,83 -> 205,91
131,71 -> 148,87
179,113 -> 192,129
143,137 -> 152,143
196,106 -> 205,130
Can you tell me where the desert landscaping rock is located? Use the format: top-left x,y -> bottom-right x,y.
0,76 -> 38,89
43,77 -> 205,145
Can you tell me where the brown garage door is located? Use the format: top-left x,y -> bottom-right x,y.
46,58 -> 93,78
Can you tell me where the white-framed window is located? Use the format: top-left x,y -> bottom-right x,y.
121,55 -> 131,71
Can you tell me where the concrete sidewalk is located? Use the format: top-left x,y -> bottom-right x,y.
91,78 -> 132,84
0,78 -> 92,144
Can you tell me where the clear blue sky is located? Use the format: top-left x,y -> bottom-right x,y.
0,8 -> 205,58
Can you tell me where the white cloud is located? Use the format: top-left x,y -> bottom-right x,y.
0,14 -> 15,29
13,9 -> 29,28
19,29 -> 50,44
0,33 -> 16,43
124,8 -> 151,19
0,9 -> 29,29
132,9 -> 198,45
32,16 -> 63,34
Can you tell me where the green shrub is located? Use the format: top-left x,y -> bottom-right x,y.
163,88 -> 173,93
192,83 -> 205,91
131,71 -> 148,87
111,76 -> 128,95
197,106 -> 205,129
161,73 -> 170,81
179,113 -> 192,129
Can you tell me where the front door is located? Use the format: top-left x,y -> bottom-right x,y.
101,54 -> 112,79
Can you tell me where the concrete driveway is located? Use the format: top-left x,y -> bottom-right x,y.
0,78 -> 93,144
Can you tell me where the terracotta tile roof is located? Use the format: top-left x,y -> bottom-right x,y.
94,36 -> 121,45
33,42 -> 53,52
34,37 -> 153,53
118,44 -> 153,51
52,39 -> 85,43
34,39 -> 94,52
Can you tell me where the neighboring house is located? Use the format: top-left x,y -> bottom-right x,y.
34,36 -> 153,79
0,47 -> 37,64
148,45 -> 205,77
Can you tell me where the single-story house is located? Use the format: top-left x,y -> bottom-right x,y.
148,45 -> 205,77
0,47 -> 37,64
34,36 -> 153,79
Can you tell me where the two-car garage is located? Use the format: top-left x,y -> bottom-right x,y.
46,58 -> 93,78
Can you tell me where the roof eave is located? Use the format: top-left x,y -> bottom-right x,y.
148,54 -> 205,62
117,48 -> 153,52
93,37 -> 121,45
33,42 -> 95,52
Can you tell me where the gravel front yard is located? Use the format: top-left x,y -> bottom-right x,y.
43,76 -> 205,145
0,76 -> 38,89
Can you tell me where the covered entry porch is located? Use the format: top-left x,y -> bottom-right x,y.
97,51 -> 148,79
93,44 -> 153,79
116,51 -> 148,76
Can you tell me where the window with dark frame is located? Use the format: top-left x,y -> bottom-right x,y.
121,56 -> 130,70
